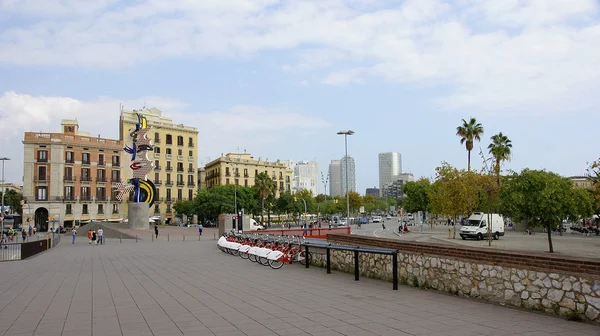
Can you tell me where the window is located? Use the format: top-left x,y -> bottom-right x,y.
65,151 -> 74,163
177,162 -> 183,172
166,162 -> 172,170
97,169 -> 105,181
235,179 -> 239,186
154,147 -> 160,154
226,178 -> 230,184
111,188 -> 119,200
37,166 -> 47,181
178,149 -> 182,156
64,186 -> 74,200
37,150 -> 48,162
96,187 -> 106,200
154,133 -> 160,143
166,204 -> 172,213
82,204 -> 89,215
65,167 -> 73,179
36,187 -> 47,201
82,152 -> 90,164
188,137 -> 194,147
154,160 -> 159,169
188,175 -> 194,184
112,155 -> 120,166
244,179 -> 248,187
177,189 -> 182,201
81,168 -> 91,181
166,173 -> 171,183
98,154 -> 105,165
188,163 -> 193,172
280,182 -> 284,190
154,204 -> 159,213
177,174 -> 183,185
188,189 -> 193,201
166,148 -> 172,155
112,204 -> 119,214
166,134 -> 172,145
81,186 -> 90,199
154,172 -> 159,182
188,150 -> 193,157
225,167 -> 230,176
244,168 -> 248,177
66,204 -> 72,215
166,189 -> 172,200
255,169 -> 258,176
97,204 -> 104,214
111,170 -> 120,182
177,136 -> 184,146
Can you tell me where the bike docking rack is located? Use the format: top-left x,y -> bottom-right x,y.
301,241 -> 399,290
217,232 -> 311,269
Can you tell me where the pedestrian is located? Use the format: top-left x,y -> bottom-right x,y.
154,225 -> 159,239
22,229 -> 27,242
87,229 -> 92,244
97,228 -> 103,245
28,225 -> 33,237
92,230 -> 97,245
71,228 -> 77,244
198,224 -> 203,236
382,223 -> 386,230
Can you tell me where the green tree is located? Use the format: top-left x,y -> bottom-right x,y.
172,200 -> 195,218
488,132 -> 513,184
315,194 -> 327,203
456,117 -> 484,171
588,159 -> 600,222
500,169 -> 593,253
348,191 -> 362,214
253,172 -> 276,223
402,178 -> 432,227
0,189 -> 23,215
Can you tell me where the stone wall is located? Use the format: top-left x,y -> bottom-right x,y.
307,234 -> 600,324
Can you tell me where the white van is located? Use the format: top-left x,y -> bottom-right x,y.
459,212 -> 505,240
248,218 -> 265,231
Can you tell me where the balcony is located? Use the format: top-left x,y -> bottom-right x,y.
36,158 -> 48,163
66,209 -> 73,215
154,207 -> 160,214
80,196 -> 92,202
82,160 -> 91,165
98,161 -> 105,166
188,156 -> 194,162
63,196 -> 76,202
225,172 -> 231,177
34,176 -> 48,183
154,180 -> 163,186
112,208 -> 119,214
35,197 -> 48,201
177,181 -> 185,186
97,209 -> 104,215
177,142 -> 184,147
112,162 -> 120,167
110,197 -> 120,203
166,154 -> 172,160
244,173 -> 249,177
187,182 -> 195,187
64,176 -> 76,182
111,178 -> 121,183
165,197 -> 173,203
177,167 -> 184,172
165,167 -> 173,172
80,176 -> 92,182
154,153 -> 161,159
65,159 -> 74,164
177,155 -> 183,161
188,168 -> 195,173
154,166 -> 161,171
154,138 -> 161,144
188,143 -> 194,148
96,196 -> 108,202
165,181 -> 173,186
279,176 -> 284,180
96,177 -> 107,183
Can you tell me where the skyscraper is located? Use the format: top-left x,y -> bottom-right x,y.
340,156 -> 356,195
293,161 -> 319,195
328,160 -> 341,197
378,152 -> 402,197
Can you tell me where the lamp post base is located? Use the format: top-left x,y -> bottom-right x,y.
128,203 -> 149,230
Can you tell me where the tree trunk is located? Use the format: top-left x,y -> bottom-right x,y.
546,223 -> 554,253
260,199 -> 265,225
467,150 -> 471,171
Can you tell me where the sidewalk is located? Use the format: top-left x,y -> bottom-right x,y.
0,238 -> 597,336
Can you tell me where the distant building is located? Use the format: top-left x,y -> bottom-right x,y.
0,183 -> 22,193
365,187 -> 380,197
203,153 -> 292,196
293,161 -> 318,195
329,160 -> 341,197
378,152 -> 402,197
340,156 -> 356,195
22,120 -> 124,230
197,167 -> 207,190
382,173 -> 414,199
569,176 -> 595,189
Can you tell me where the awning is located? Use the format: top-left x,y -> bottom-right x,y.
105,218 -> 124,222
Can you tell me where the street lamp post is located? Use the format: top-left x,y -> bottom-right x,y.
1,157 -> 10,241
321,172 -> 329,201
337,130 -> 354,225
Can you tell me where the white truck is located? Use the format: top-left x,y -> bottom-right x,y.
459,212 -> 505,240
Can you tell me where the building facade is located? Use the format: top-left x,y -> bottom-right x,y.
328,160 -> 341,197
203,153 -> 292,196
569,176 -> 595,189
365,187 -> 380,197
22,120 -> 124,230
340,156 -> 356,195
378,152 -> 402,197
120,107 -> 198,222
293,161 -> 319,196
381,173 -> 414,199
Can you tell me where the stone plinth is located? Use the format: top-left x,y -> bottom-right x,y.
128,202 -> 149,230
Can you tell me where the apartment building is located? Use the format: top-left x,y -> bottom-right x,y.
203,153 -> 292,196
120,107 -> 198,222
22,120 -> 124,230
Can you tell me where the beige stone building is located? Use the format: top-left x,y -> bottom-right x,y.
569,176 -> 595,189
22,120 -> 124,230
203,153 -> 292,195
197,167 -> 207,191
120,107 -> 198,222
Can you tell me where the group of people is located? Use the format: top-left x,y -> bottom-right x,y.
69,228 -> 104,245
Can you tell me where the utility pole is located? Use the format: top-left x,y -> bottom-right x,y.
0,157 -> 10,241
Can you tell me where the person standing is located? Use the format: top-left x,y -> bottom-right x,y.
97,228 -> 103,245
87,229 -> 92,244
21,229 -> 27,242
91,230 -> 97,245
198,224 -> 203,236
71,228 -> 77,244
154,225 -> 159,239
28,225 -> 33,237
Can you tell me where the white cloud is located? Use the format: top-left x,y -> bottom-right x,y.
1,0 -> 600,112
0,91 -> 329,182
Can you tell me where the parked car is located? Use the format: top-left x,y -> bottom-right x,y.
372,216 -> 382,223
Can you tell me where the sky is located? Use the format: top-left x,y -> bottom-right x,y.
0,0 -> 599,195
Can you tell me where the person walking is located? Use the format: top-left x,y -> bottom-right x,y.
154,225 -> 159,239
97,228 -> 103,245
71,228 -> 77,244
87,229 -> 92,244
198,224 -> 203,236
21,229 -> 27,242
91,230 -> 97,245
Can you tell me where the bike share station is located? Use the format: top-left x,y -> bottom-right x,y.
217,214 -> 400,290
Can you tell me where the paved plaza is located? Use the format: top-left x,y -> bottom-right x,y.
0,237 -> 598,336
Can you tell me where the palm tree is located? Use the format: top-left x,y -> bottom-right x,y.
488,132 -> 512,184
456,118 -> 484,171
254,172 -> 276,224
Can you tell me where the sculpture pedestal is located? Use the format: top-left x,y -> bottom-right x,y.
128,202 -> 149,230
